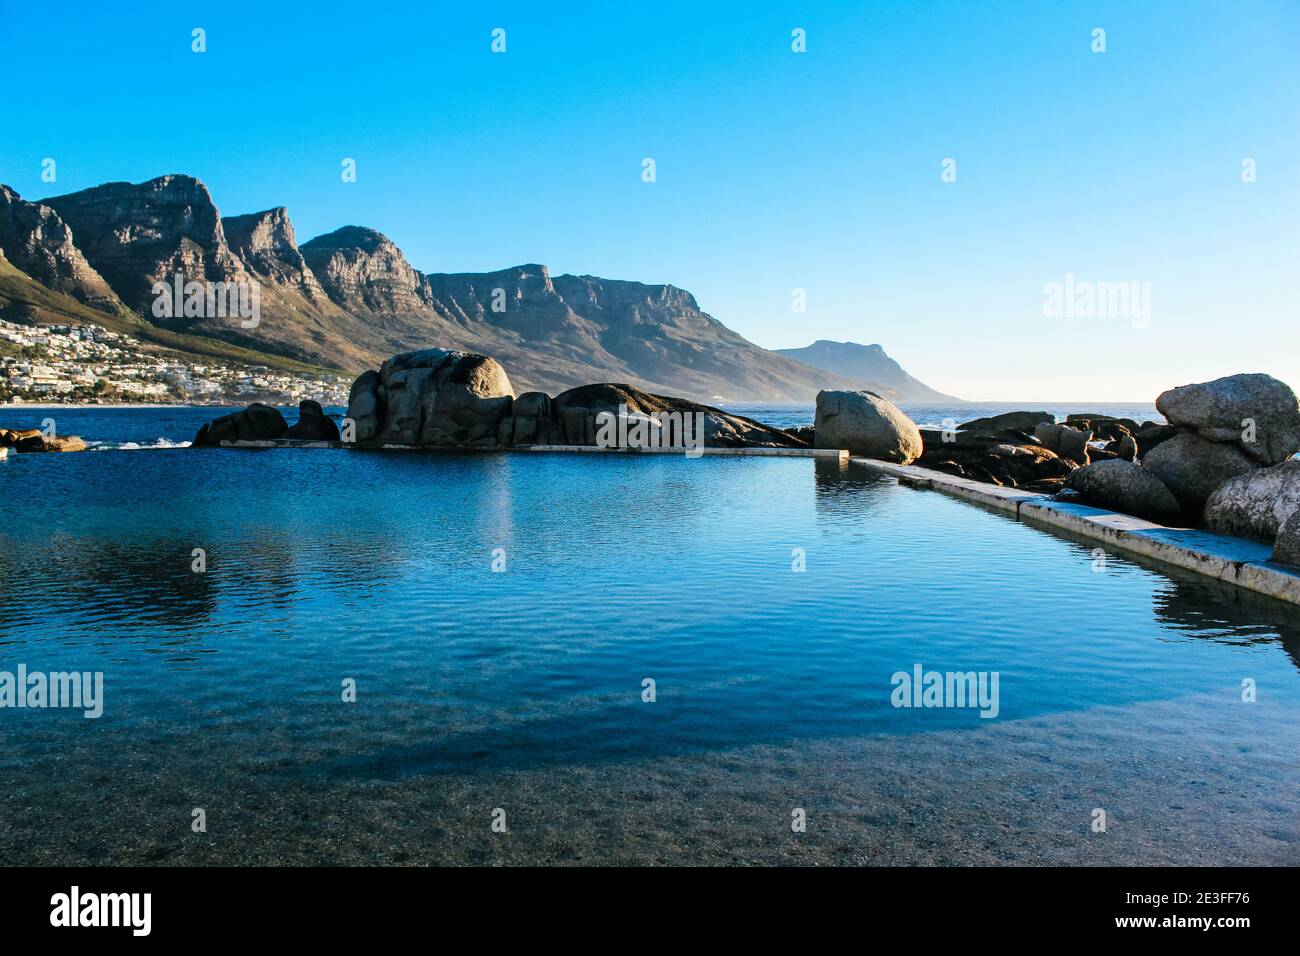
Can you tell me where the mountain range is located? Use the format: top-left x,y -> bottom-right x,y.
0,174 -> 956,402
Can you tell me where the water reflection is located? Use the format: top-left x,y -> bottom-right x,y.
1154,573 -> 1300,671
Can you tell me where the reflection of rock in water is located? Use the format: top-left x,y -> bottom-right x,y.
812,457 -> 893,516
1153,573 -> 1300,672
0,537 -> 218,641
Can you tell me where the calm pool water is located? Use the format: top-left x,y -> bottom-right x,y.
0,421 -> 1296,865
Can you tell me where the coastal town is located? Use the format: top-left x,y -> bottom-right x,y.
0,318 -> 349,406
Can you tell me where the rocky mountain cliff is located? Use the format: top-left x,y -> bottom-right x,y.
1,174 -> 955,402
777,339 -> 960,403
0,185 -> 123,311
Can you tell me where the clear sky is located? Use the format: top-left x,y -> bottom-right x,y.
2,1 -> 1296,401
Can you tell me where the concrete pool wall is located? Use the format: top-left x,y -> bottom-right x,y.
849,457 -> 1300,607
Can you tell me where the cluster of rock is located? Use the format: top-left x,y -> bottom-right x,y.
0,427 -> 87,453
1060,374 -> 1300,565
899,409 -> 1169,494
192,399 -> 339,446
345,348 -> 808,450
806,376 -> 1300,568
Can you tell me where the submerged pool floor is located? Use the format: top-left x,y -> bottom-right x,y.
1,450 -> 1297,864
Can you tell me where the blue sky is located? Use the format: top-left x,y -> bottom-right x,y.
2,1 -> 1297,400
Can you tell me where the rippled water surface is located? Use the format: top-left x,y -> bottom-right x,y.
0,416 -> 1296,865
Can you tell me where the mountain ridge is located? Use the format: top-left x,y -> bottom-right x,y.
777,339 -> 962,403
2,174 -> 956,403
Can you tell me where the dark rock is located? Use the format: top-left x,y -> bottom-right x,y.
1135,424 -> 1178,459
1204,459 -> 1300,542
815,389 -> 922,462
917,429 -> 1073,488
284,400 -> 340,441
503,391 -> 556,445
786,425 -> 815,446
1142,432 -> 1259,514
1057,427 -> 1093,466
1156,373 -> 1300,465
958,410 -> 1053,433
1032,421 -> 1065,453
1065,459 -> 1182,524
193,402 -> 287,446
345,370 -> 384,442
552,383 -> 801,449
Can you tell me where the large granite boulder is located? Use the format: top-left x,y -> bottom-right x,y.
1156,373 -> 1300,465
1034,421 -> 1102,465
193,403 -> 288,446
1135,423 -> 1178,459
1142,432 -> 1258,513
345,370 -> 383,442
548,383 -> 802,449
815,389 -> 922,462
499,391 -> 556,445
958,410 -> 1053,433
1271,510 -> 1300,568
1064,459 -> 1181,524
349,349 -> 515,446
1032,421 -> 1064,453
1204,459 -> 1300,542
284,399 -> 340,441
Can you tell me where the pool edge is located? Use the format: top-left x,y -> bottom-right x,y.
849,457 -> 1300,606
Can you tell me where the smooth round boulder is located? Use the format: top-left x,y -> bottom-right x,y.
1142,431 -> 1259,513
359,349 -> 515,446
1064,459 -> 1182,524
193,402 -> 288,446
815,389 -> 922,463
1204,459 -> 1300,542
1156,373 -> 1300,465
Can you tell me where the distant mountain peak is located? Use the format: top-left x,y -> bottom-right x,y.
776,339 -> 960,403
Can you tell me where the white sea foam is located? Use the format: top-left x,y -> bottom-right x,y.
89,438 -> 192,451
